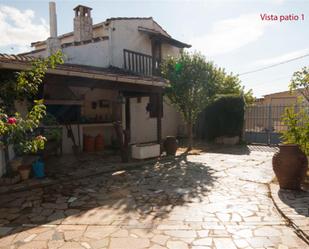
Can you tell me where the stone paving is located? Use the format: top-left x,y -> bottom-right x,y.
270,183 -> 309,241
0,146 -> 308,249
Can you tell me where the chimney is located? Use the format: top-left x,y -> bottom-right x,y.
49,2 -> 57,37
46,1 -> 61,56
73,5 -> 93,42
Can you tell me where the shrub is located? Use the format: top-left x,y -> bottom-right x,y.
281,105 -> 309,155
195,95 -> 245,141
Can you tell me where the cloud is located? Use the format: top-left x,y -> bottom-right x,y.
255,48 -> 309,65
189,13 -> 271,56
0,5 -> 49,53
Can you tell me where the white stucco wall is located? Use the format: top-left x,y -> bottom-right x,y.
63,40 -> 109,67
129,96 -> 183,144
0,145 -> 15,177
0,149 -> 6,177
109,19 -> 182,68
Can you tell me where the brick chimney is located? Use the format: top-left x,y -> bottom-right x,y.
46,2 -> 61,56
73,5 -> 93,42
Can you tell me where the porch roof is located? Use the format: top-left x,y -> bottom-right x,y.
0,53 -> 167,89
138,26 -> 191,48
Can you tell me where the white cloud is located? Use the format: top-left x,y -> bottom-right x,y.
0,5 -> 49,53
189,13 -> 271,56
255,48 -> 309,66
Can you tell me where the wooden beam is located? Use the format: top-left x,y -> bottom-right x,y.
157,92 -> 162,146
44,74 -> 164,94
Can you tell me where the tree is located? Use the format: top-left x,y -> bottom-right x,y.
161,52 -> 250,150
0,51 -> 63,174
289,66 -> 309,102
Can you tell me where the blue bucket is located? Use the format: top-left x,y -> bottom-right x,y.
32,159 -> 45,178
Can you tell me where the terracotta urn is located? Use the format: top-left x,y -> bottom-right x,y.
272,144 -> 308,190
18,165 -> 31,181
164,136 -> 178,156
10,157 -> 23,172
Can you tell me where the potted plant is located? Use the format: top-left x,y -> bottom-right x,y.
273,105 -> 309,190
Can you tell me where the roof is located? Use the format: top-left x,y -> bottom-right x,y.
0,53 -> 166,88
31,17 -> 174,47
138,26 -> 191,48
73,5 -> 92,11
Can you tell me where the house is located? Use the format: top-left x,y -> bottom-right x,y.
244,89 -> 307,145
0,2 -> 190,161
254,90 -> 302,106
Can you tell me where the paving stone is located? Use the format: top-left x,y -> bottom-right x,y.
109,237 -> 150,249
58,241 -> 85,249
166,240 -> 188,249
0,146 -> 308,249
213,238 -> 237,249
151,234 -> 169,245
192,238 -> 212,246
89,239 -> 109,249
84,226 -> 118,239
0,226 -> 13,236
18,241 -> 47,249
164,230 -> 197,238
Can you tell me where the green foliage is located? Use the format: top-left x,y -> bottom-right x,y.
161,51 -> 250,148
281,66 -> 309,155
42,113 -> 62,142
289,66 -> 309,102
281,105 -> 309,155
195,95 -> 245,141
162,52 -> 217,124
0,51 -> 63,156
0,50 -> 64,113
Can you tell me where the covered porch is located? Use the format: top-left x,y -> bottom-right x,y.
0,54 -> 165,157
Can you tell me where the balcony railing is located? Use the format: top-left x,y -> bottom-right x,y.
123,49 -> 160,77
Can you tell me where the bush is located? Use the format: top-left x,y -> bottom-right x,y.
195,95 -> 245,141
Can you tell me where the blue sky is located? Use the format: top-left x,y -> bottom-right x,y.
0,0 -> 308,97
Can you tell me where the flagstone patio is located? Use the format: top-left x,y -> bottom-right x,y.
0,145 -> 308,249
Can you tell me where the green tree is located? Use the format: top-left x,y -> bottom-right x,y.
289,66 -> 309,102
0,51 -> 63,173
161,52 -> 250,150
281,66 -> 309,155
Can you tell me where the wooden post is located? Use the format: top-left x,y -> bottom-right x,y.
125,97 -> 131,143
157,93 -> 162,146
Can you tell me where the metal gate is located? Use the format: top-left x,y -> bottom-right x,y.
244,105 -> 291,145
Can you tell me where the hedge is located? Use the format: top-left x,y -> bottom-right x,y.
194,95 -> 245,141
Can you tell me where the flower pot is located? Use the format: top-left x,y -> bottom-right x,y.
32,159 -> 45,178
272,144 -> 308,190
10,157 -> 23,172
164,136 -> 178,156
18,165 -> 31,181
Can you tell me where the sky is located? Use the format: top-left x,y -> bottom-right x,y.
0,0 -> 308,98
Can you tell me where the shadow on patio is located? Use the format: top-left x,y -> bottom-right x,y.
278,188 -> 309,218
0,153 -> 217,238
178,140 -> 278,156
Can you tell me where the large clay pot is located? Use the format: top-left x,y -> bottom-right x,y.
164,136 -> 178,156
18,165 -> 31,181
10,157 -> 23,172
273,144 -> 308,190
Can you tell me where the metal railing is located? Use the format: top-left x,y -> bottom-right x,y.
123,49 -> 160,77
244,104 -> 309,144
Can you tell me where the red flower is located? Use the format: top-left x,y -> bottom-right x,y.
7,117 -> 16,125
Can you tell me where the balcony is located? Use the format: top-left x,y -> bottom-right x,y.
123,49 -> 160,77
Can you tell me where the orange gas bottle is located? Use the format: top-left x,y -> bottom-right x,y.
83,135 -> 95,152
95,134 -> 104,151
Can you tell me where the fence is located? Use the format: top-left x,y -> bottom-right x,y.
244,104 -> 308,145
123,49 -> 160,76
